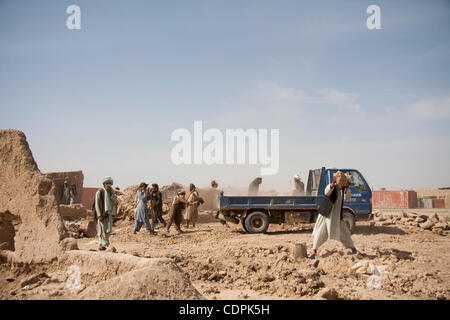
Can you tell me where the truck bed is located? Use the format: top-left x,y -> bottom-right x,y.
220,195 -> 320,210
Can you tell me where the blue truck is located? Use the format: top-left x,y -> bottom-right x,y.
217,167 -> 372,234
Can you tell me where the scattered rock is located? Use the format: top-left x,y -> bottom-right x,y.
415,217 -> 425,224
21,273 -> 49,288
106,246 -> 117,253
420,221 -> 435,230
309,260 -> 320,268
60,237 -> 79,251
318,287 -> 338,300
433,222 -> 449,230
49,290 -> 63,297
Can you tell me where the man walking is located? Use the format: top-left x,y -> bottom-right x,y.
134,182 -> 155,235
150,183 -> 166,229
309,171 -> 364,259
185,183 -> 200,228
95,176 -> 118,250
165,190 -> 189,234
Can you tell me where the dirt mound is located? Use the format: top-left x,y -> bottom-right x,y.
78,258 -> 203,300
0,250 -> 204,300
0,130 -> 67,262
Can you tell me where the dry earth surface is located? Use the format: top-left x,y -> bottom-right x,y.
2,209 -> 448,300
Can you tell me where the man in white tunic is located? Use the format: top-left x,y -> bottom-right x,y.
309,171 -> 363,259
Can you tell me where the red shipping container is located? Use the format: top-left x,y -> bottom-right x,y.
433,198 -> 445,208
373,190 -> 417,209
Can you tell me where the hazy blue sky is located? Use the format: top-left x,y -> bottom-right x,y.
1,0 -> 449,191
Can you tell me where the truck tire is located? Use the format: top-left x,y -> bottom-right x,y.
342,209 -> 356,234
244,211 -> 269,234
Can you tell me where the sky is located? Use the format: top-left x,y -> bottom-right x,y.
0,0 -> 449,192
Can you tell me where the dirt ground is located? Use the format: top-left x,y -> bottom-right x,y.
1,209 -> 449,300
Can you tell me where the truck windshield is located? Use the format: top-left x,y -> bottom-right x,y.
342,170 -> 367,193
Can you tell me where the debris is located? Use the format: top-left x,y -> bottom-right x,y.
318,287 -> 338,300
106,246 -> 117,253
419,221 -> 435,230
309,259 -> 320,268
60,238 -> 79,251
350,260 -> 371,274
21,273 -> 49,288
292,242 -> 307,260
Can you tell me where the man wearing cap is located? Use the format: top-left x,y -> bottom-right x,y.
309,171 -> 364,259
165,190 -> 189,234
134,182 -> 155,235
292,174 -> 305,196
95,176 -> 118,250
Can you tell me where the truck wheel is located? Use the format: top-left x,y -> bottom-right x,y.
342,210 -> 356,234
244,211 -> 269,234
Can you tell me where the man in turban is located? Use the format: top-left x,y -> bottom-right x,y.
185,183 -> 200,228
94,176 -> 118,250
292,174 -> 305,196
309,171 -> 364,259
248,177 -> 262,196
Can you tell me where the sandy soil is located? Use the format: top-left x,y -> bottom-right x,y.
1,209 -> 449,300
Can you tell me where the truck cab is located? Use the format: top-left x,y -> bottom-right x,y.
307,167 -> 373,220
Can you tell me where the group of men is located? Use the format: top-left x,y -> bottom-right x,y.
93,172 -> 363,258
93,177 -> 201,251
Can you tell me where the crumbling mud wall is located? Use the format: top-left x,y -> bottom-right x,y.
0,130 -> 67,262
44,171 -> 84,205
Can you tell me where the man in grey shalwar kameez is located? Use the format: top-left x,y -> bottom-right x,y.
133,182 -> 155,235
309,171 -> 363,259
95,176 -> 118,250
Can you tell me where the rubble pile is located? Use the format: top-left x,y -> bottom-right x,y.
116,184 -> 139,221
373,211 -> 449,235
